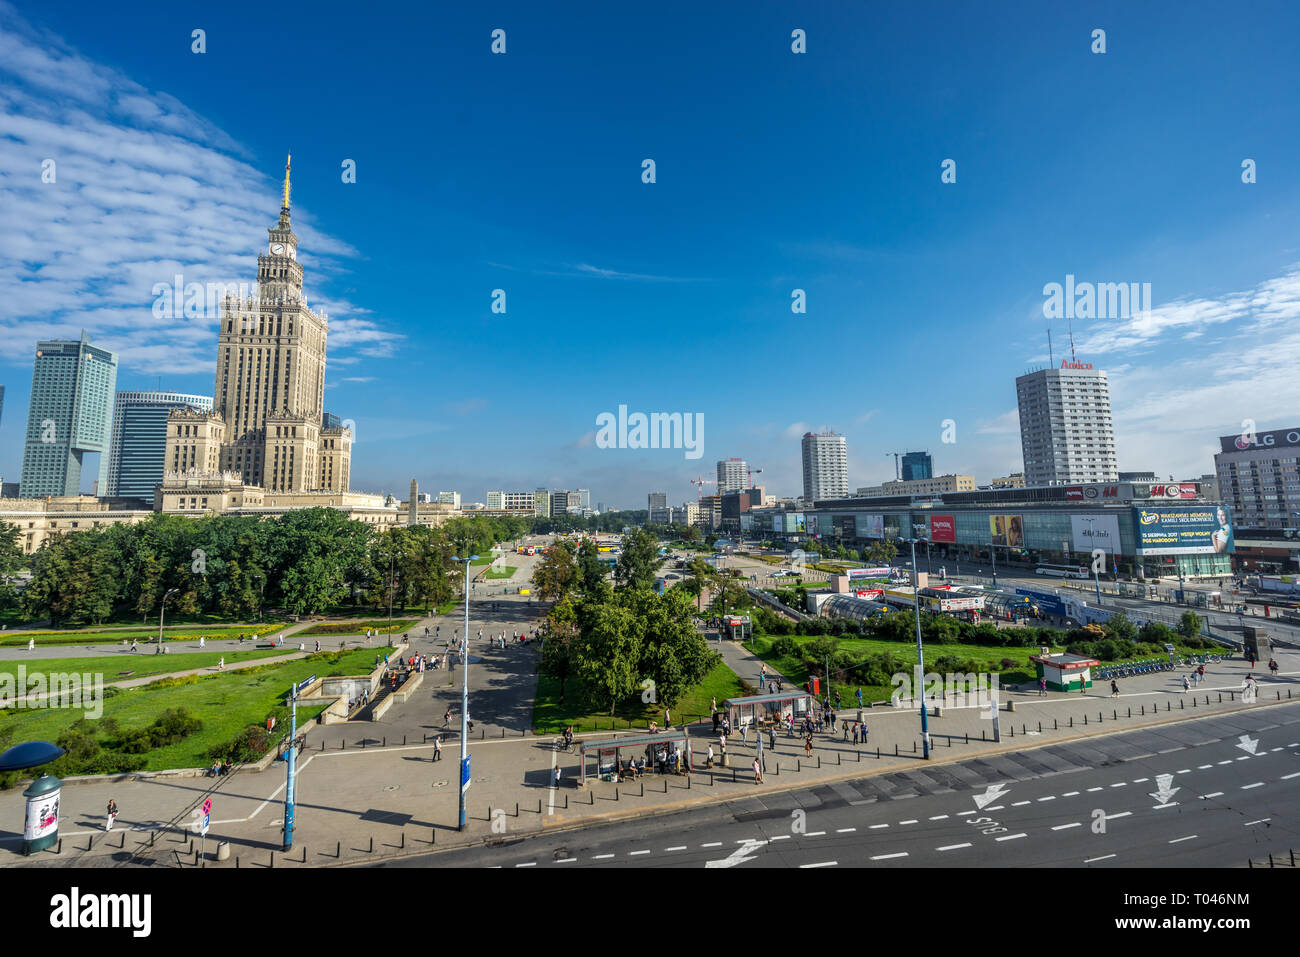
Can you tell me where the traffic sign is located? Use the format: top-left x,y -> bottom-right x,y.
202,798 -> 212,816
201,813 -> 210,836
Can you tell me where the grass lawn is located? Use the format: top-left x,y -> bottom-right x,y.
0,648 -> 384,774
0,649 -> 291,684
484,565 -> 518,580
531,660 -> 745,735
744,634 -> 1061,704
0,624 -> 281,647
296,618 -> 418,636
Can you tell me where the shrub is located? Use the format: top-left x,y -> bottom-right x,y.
209,724 -> 271,763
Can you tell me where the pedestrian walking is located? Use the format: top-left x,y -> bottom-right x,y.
198,636 -> 205,649
852,722 -> 860,745
665,708 -> 671,727
753,757 -> 763,784
130,639 -> 138,653
27,638 -> 34,651
1039,677 -> 1047,696
1110,679 -> 1119,698
315,640 -> 321,652
105,799 -> 118,832
1182,674 -> 1190,693
804,734 -> 813,757
218,657 -> 224,671
769,726 -> 777,751
553,766 -> 561,788
741,722 -> 748,745
444,707 -> 452,727
433,735 -> 442,761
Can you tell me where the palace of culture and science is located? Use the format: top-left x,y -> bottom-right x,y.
158,158 -> 357,511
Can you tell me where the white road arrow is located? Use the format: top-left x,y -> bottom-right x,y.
1149,773 -> 1179,806
705,839 -> 767,868
974,783 -> 1010,809
1236,734 -> 1260,755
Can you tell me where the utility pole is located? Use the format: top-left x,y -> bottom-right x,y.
908,539 -> 931,759
452,547 -> 478,831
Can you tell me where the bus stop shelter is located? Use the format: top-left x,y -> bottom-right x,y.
1030,652 -> 1100,692
577,731 -> 693,786
725,691 -> 814,732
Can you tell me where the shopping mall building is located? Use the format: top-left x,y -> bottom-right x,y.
741,480 -> 1234,580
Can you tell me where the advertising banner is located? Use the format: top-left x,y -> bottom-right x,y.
860,514 -> 884,539
772,514 -> 784,534
1069,514 -> 1122,553
847,567 -> 893,581
1133,505 -> 1234,555
807,515 -> 818,535
24,787 -> 60,842
790,513 -> 806,533
988,514 -> 1024,547
1220,428 -> 1300,454
930,514 -> 956,542
1065,487 -> 1084,501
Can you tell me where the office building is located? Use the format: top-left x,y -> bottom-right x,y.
20,333 -> 119,498
437,491 -> 461,508
504,491 -> 536,513
105,391 -> 213,500
166,157 -> 352,494
1016,360 -> 1118,486
901,451 -> 933,482
1118,471 -> 1158,482
577,488 -> 590,510
648,492 -> 667,510
716,457 -> 747,493
550,490 -> 570,517
1214,427 -> 1300,530
857,474 -> 976,498
534,489 -> 551,517
801,431 -> 849,502
486,490 -> 504,510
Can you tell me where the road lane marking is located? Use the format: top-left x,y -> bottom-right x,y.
1241,782 -> 1264,790
515,862 -> 536,867
1197,765 -> 1213,770
666,846 -> 686,852
871,852 -> 908,860
556,858 -> 576,864
1281,772 -> 1300,781
801,861 -> 838,868
1176,769 -> 1191,774
929,815 -> 949,820
1109,782 -> 1126,788
629,850 -> 650,856
1105,811 -> 1132,820
1052,823 -> 1082,831
701,842 -> 722,848
995,833 -> 1028,842
1012,801 -> 1031,807
1157,747 -> 1184,754
1131,780 -> 1148,785
1202,792 -> 1224,799
984,806 -> 1005,811
1236,756 -> 1250,761
1169,835 -> 1197,844
1063,791 -> 1081,796
1084,854 -> 1117,863
1217,760 -> 1232,765
1038,796 -> 1056,802
899,819 -> 918,825
956,811 -> 975,816
593,854 -> 614,859
938,843 -> 972,851
806,831 -> 826,837
836,828 -> 856,833
869,824 -> 888,830
1244,818 -> 1271,826
1087,787 -> 1103,792
769,835 -> 790,841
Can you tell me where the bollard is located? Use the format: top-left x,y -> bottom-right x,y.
1127,708 -> 1130,718
640,782 -> 644,797
1038,722 -> 1042,733
1141,705 -> 1145,715
982,729 -> 986,741
400,833 -> 405,849
362,740 -> 366,749
1113,710 -> 1117,720
1054,718 -> 1058,730
515,802 -> 519,817
1010,725 -> 1015,736
1218,693 -> 1222,702
383,736 -> 387,746
1083,715 -> 1088,725
1180,699 -> 1184,709
423,733 -> 427,743
965,732 -> 969,744
342,740 -> 346,749
236,856 -> 240,868
818,755 -> 822,768
615,787 -> 619,801
1099,712 -> 1102,722
1069,717 -> 1073,727
337,841 -> 342,858
913,740 -> 917,753
269,851 -> 274,868
1166,701 -> 1171,711
403,735 -> 407,745
369,837 -> 374,853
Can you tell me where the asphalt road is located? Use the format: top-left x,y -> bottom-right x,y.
376,701 -> 1300,868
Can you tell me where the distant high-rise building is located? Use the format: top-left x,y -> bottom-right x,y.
105,391 -> 213,500
1016,361 -> 1118,486
566,491 -> 582,509
486,490 -> 504,510
1215,428 -> 1300,529
20,334 -> 118,498
550,490 -> 570,516
901,451 -> 933,482
577,488 -> 590,510
648,491 -> 668,510
716,457 -> 747,493
534,489 -> 550,517
437,490 -> 460,508
801,431 -> 848,502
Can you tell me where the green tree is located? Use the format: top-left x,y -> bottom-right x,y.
0,522 -> 24,610
867,540 -> 898,565
614,527 -> 662,591
533,540 -> 578,602
1102,611 -> 1138,641
573,601 -> 640,714
1177,610 -> 1203,641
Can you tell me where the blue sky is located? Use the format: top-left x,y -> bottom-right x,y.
2,0 -> 1299,507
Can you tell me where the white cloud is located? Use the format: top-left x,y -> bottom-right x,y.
0,2 -> 401,376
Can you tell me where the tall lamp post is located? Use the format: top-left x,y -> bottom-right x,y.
902,538 -> 931,760
157,588 -> 179,646
450,551 -> 478,831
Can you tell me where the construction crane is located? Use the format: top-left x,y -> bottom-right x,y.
689,476 -> 717,505
886,452 -> 903,481
746,466 -> 763,488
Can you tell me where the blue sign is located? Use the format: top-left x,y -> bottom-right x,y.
461,756 -> 471,793
1015,588 -> 1067,617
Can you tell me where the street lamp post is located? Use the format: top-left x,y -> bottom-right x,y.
450,551 -> 478,831
158,588 -> 179,646
904,539 -> 930,760
990,545 -> 998,588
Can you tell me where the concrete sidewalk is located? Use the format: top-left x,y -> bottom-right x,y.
6,651 -> 1294,869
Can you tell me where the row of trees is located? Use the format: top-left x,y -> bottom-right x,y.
4,511 -> 533,627
537,529 -> 718,713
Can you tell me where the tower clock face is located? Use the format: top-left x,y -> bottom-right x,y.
270,242 -> 285,255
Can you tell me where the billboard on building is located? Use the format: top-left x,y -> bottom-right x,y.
790,513 -> 806,532
860,514 -> 883,538
1219,428 -> 1300,454
1133,505 -> 1234,555
930,514 -> 956,542
988,514 -> 1024,547
847,567 -> 893,581
772,514 -> 784,534
1070,514 -> 1122,553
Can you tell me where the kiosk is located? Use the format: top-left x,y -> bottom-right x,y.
1030,652 -> 1099,692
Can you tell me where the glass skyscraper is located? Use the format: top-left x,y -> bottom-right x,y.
20,334 -> 118,497
105,391 -> 214,500
901,451 -> 933,481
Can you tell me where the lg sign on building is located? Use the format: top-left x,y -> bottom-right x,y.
1225,429 -> 1300,452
